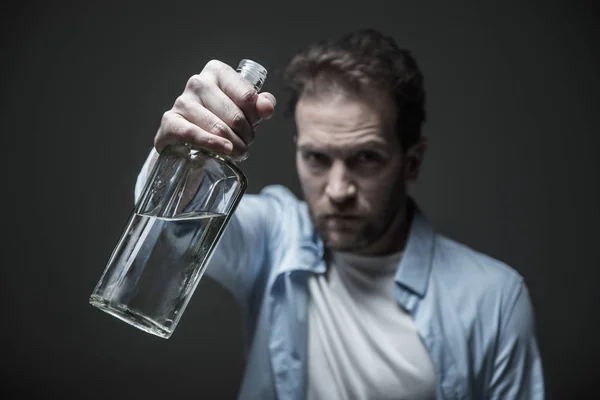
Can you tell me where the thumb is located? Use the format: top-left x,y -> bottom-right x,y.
256,92 -> 277,120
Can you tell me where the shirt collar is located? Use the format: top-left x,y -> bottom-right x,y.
393,203 -> 435,297
280,198 -> 436,297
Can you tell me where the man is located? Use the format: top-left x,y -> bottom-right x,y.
135,29 -> 544,399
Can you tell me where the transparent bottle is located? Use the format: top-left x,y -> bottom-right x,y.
90,59 -> 267,339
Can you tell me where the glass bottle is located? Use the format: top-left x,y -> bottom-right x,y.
89,59 -> 267,339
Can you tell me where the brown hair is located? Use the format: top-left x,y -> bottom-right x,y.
282,28 -> 426,150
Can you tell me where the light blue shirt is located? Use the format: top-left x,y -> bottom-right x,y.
201,184 -> 544,400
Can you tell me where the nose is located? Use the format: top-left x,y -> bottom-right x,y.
325,161 -> 356,205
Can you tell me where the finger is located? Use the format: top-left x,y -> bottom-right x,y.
156,111 -> 236,157
195,89 -> 255,146
207,62 -> 265,126
256,92 -> 276,120
246,93 -> 276,130
173,93 -> 251,151
183,69 -> 257,145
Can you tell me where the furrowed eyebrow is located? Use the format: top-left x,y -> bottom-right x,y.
298,139 -> 388,154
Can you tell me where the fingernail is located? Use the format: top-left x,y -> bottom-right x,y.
266,93 -> 277,107
224,141 -> 233,153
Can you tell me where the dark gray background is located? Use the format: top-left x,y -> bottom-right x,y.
2,0 -> 598,398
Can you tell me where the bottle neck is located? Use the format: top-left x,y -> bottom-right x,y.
236,59 -> 267,92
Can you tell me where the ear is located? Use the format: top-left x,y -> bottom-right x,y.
404,136 -> 428,182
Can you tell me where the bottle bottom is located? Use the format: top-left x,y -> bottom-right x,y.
89,295 -> 172,339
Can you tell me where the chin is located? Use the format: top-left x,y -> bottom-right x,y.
322,230 -> 368,252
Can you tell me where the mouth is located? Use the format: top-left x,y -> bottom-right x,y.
322,214 -> 363,229
324,214 -> 362,220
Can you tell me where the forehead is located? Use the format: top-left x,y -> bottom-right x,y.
294,90 -> 398,151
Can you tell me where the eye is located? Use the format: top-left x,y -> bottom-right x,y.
355,150 -> 383,164
302,151 -> 331,168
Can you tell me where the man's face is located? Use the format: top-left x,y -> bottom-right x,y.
295,89 -> 419,254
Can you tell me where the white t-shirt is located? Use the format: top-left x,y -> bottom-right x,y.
306,251 -> 437,400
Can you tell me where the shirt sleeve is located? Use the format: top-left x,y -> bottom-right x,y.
204,187 -> 286,306
488,281 -> 545,399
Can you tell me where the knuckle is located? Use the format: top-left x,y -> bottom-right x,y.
173,95 -> 188,111
210,120 -> 228,138
205,59 -> 225,72
186,74 -> 207,92
160,110 -> 173,125
230,111 -> 247,131
240,88 -> 256,104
